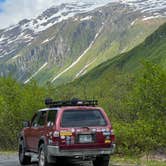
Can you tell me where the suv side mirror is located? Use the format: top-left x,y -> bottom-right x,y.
23,121 -> 30,128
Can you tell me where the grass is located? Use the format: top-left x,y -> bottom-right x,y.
0,151 -> 16,155
111,155 -> 166,166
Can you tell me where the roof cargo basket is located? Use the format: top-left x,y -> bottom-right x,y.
45,98 -> 98,107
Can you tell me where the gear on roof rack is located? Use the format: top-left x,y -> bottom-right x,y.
45,98 -> 98,107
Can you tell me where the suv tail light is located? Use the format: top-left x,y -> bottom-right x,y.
102,128 -> 115,144
53,131 -> 60,137
59,130 -> 75,145
110,129 -> 115,142
50,131 -> 60,146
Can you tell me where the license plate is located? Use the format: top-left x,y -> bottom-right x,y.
79,134 -> 93,143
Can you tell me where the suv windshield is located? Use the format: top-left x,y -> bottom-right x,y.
61,110 -> 107,127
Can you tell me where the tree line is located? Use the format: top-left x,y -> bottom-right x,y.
0,62 -> 165,157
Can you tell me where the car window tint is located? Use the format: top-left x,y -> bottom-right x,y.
47,110 -> 57,127
38,111 -> 47,127
61,110 -> 107,127
31,113 -> 40,127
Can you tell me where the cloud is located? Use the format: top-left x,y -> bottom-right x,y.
0,0 -> 115,29
0,0 -> 69,29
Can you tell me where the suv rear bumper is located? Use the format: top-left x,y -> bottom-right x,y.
47,144 -> 115,157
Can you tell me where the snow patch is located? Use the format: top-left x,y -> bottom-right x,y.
80,16 -> 93,21
42,36 -> 54,44
11,54 -> 22,60
23,12 -> 75,33
4,25 -> 19,33
131,19 -> 137,26
24,62 -> 48,84
42,39 -> 50,44
23,34 -> 34,40
18,2 -> 111,33
0,35 -> 7,42
75,58 -> 97,79
121,0 -> 166,16
6,50 -> 15,55
142,15 -> 163,21
0,49 -> 16,58
74,17 -> 79,21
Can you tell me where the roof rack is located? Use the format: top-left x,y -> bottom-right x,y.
45,98 -> 98,108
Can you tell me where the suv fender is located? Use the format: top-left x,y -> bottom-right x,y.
38,136 -> 55,163
38,136 -> 47,151
18,133 -> 27,149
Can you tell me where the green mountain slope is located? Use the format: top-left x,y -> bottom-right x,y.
1,3 -> 165,86
54,23 -> 166,155
77,22 -> 166,82
51,17 -> 166,85
55,22 -> 166,102
0,22 -> 166,154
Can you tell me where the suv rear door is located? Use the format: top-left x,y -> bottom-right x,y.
59,108 -> 111,150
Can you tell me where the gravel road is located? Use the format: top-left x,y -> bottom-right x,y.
0,154 -> 93,166
0,154 -> 138,166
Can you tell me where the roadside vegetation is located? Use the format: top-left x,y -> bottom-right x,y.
0,62 -> 165,161
55,62 -> 166,158
0,79 -> 47,149
111,155 -> 166,166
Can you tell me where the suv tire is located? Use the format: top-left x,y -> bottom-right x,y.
93,155 -> 110,166
39,144 -> 52,166
19,140 -> 31,165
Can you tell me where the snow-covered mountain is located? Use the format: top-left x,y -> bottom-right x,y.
122,0 -> 166,15
0,0 -> 166,85
0,0 -> 166,59
14,2 -> 107,33
0,2 -> 99,58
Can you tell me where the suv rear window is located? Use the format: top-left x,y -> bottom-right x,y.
61,110 -> 107,127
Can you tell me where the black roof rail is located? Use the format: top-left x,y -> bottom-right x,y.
45,98 -> 98,108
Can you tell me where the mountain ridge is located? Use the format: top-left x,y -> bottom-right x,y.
0,1 -> 166,85
78,21 -> 166,82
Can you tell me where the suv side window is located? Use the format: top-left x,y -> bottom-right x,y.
47,110 -> 57,127
31,112 -> 40,127
38,111 -> 47,127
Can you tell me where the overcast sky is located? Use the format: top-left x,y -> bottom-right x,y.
0,0 -> 118,29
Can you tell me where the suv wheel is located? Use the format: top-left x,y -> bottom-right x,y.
93,155 -> 110,166
19,140 -> 31,165
39,144 -> 51,166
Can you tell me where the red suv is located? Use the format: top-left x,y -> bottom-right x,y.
19,98 -> 115,166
